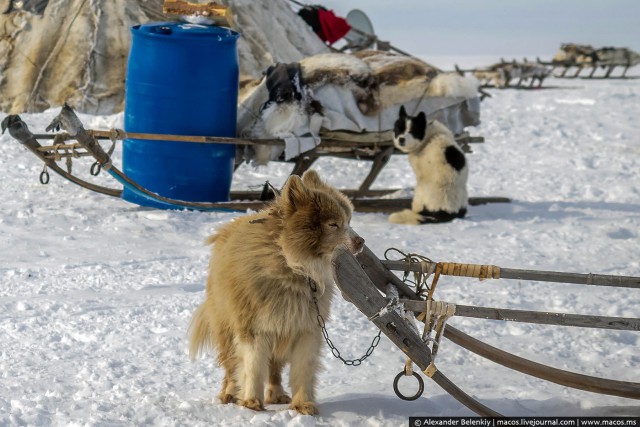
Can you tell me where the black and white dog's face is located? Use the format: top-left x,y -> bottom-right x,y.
393,106 -> 427,153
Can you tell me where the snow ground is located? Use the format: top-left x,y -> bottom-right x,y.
1,71 -> 639,425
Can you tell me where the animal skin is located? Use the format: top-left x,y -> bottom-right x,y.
189,170 -> 364,415
389,106 -> 469,224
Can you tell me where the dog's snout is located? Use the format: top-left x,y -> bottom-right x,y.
353,235 -> 365,253
347,229 -> 365,255
397,137 -> 405,146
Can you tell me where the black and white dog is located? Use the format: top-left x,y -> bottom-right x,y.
389,106 -> 468,224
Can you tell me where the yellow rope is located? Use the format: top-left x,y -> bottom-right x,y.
426,263 -> 442,301
439,262 -> 501,280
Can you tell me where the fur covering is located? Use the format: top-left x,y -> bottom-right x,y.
237,51 -> 481,164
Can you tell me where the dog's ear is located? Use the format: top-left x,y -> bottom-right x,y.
399,105 -> 407,119
282,174 -> 308,213
301,169 -> 324,189
410,111 -> 427,141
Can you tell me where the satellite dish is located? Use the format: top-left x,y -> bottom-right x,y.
344,9 -> 376,50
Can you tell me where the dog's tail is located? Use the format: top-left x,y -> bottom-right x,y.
188,303 -> 214,361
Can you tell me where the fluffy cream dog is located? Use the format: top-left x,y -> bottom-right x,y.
189,170 -> 364,415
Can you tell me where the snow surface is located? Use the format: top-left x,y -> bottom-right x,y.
2,65 -> 640,425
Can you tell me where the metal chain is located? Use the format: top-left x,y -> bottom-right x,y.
309,279 -> 381,366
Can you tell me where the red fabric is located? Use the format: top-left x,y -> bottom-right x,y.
317,8 -> 351,44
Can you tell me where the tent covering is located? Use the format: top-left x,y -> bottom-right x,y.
0,0 -> 328,114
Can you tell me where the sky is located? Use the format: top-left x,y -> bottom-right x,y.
316,0 -> 640,59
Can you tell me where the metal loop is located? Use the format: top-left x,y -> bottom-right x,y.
90,162 -> 102,176
39,168 -> 50,185
393,371 -> 425,401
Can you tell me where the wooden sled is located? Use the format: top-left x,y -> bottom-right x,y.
332,245 -> 640,416
454,59 -> 552,91
537,57 -> 640,79
536,44 -> 640,79
2,105 -> 510,213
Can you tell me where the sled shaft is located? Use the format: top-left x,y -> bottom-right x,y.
500,268 -> 640,288
401,300 -> 640,332
382,260 -> 640,289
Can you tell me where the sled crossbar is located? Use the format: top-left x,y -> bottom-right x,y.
33,128 -> 484,152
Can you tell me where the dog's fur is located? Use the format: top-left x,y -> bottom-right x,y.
389,106 -> 468,224
189,170 -> 364,415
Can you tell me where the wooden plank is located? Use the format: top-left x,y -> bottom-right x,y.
349,196 -> 511,213
356,146 -> 394,196
401,300 -> 640,332
333,248 -> 433,370
355,245 -> 419,299
228,191 -> 510,213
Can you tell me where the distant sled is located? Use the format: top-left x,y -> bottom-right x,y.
537,43 -> 640,79
454,59 -> 553,91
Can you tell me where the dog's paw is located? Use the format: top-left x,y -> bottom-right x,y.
291,401 -> 318,415
239,398 -> 265,411
219,393 -> 237,404
265,393 -> 291,404
265,384 -> 291,404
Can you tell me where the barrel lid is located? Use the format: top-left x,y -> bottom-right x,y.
132,21 -> 239,41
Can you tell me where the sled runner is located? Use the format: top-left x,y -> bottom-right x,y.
331,245 -> 640,416
3,103 -> 508,213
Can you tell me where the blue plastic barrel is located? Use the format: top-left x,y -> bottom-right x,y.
123,22 -> 240,208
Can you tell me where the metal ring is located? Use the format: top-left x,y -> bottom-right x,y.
90,162 -> 102,176
39,170 -> 50,185
393,371 -> 424,401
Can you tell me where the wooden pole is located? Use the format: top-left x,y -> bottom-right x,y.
381,260 -> 640,290
400,300 -> 640,332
